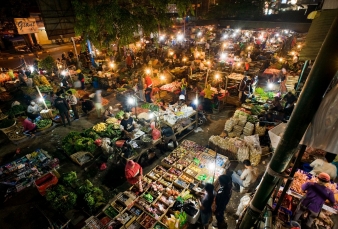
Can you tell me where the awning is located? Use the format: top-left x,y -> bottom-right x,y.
299,9 -> 338,61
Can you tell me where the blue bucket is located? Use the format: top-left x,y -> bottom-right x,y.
93,81 -> 99,89
302,163 -> 312,172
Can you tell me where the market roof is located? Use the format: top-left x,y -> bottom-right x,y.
299,9 -> 338,61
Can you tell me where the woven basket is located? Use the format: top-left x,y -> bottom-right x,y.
70,151 -> 94,166
37,122 -> 52,131
0,120 -> 16,133
40,109 -> 53,119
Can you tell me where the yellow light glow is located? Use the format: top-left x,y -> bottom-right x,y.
160,75 -> 165,80
279,58 -> 283,62
291,51 -> 295,55
110,62 -> 115,68
223,43 -> 227,48
183,57 -> 187,62
207,61 -> 211,65
146,69 -> 151,74
215,74 -> 220,79
237,63 -> 241,67
169,51 -> 174,56
247,46 -> 251,50
297,45 -> 301,48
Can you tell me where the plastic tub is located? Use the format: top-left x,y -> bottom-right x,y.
34,172 -> 58,196
302,163 -> 313,173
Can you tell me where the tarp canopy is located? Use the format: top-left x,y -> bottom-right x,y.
299,10 -> 338,61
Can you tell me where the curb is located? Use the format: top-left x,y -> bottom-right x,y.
0,50 -> 51,61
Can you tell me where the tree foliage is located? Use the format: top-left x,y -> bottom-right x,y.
206,0 -> 265,20
72,0 -> 193,49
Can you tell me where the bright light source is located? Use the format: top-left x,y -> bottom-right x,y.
197,32 -> 202,36
215,74 -> 220,79
110,62 -> 115,68
297,45 -> 301,48
247,46 -> 251,50
182,57 -> 187,62
128,97 -> 135,104
193,99 -> 198,105
276,33 -> 279,37
284,30 -> 289,34
236,29 -> 240,32
245,32 -> 249,36
223,43 -> 227,48
159,35 -> 164,41
29,66 -> 34,72
177,34 -> 184,41
207,61 -> 211,65
268,83 -> 273,89
169,51 -> 174,56
290,0 -> 297,4
259,35 -> 264,40
160,75 -> 165,80
38,97 -> 44,102
279,58 -> 283,62
223,34 -> 228,39
145,69 -> 151,74
237,63 -> 241,67
291,51 -> 295,55
149,113 -> 154,119
137,43 -> 141,47
220,53 -> 226,59
208,163 -> 215,171
61,70 -> 66,75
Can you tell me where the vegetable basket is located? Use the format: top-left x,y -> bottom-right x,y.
0,120 -> 16,133
37,121 -> 53,131
40,109 -> 53,119
70,151 -> 94,166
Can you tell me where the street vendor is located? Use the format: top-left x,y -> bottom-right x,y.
293,172 -> 335,229
27,101 -> 41,120
144,74 -> 153,103
232,159 -> 258,192
79,98 -> 94,116
18,116 -> 37,137
103,106 -> 115,121
279,68 -> 287,94
180,78 -> 187,97
120,112 -> 137,136
203,84 -> 213,113
270,96 -> 283,112
198,183 -> 215,229
214,175 -> 232,228
283,91 -> 297,118
125,160 -> 143,192
238,75 -> 248,102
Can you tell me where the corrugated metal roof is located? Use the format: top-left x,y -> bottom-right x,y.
299,9 -> 338,61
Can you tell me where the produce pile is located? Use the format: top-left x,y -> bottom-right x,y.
209,134 -> 262,165
33,75 -> 53,92
46,172 -> 106,214
0,91 -> 13,101
160,81 -> 181,92
6,123 -> 26,140
254,87 -> 275,103
6,105 -> 26,117
36,119 -> 52,129
93,140 -> 218,228
224,109 -> 260,138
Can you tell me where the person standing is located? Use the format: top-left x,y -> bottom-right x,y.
238,75 -> 248,102
54,92 -> 71,127
93,90 -> 103,118
203,84 -> 213,113
137,75 -> 144,101
125,160 -> 143,192
232,159 -> 258,192
283,91 -> 297,118
198,183 -> 215,229
66,91 -> 79,120
279,68 -> 287,94
144,74 -> 153,103
126,53 -> 133,69
214,175 -> 232,228
293,172 -> 335,229
77,69 -> 85,90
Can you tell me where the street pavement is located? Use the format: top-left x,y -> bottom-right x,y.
0,43 -> 82,69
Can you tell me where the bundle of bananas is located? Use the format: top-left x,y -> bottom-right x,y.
92,123 -> 107,132
106,117 -> 118,124
39,75 -> 51,86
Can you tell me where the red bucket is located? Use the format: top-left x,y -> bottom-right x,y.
115,140 -> 126,148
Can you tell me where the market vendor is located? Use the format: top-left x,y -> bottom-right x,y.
232,159 -> 258,192
18,116 -> 37,137
279,68 -> 287,94
27,101 -> 42,120
120,113 -> 137,136
203,84 -> 213,113
270,96 -> 283,112
293,172 -> 335,229
180,78 -> 187,97
103,106 -> 114,121
161,125 -> 178,151
144,74 -> 153,103
79,98 -> 94,116
283,91 -> 297,118
238,75 -> 248,102
125,160 -> 143,192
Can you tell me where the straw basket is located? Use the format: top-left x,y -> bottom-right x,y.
0,120 -> 16,133
40,109 -> 53,119
37,122 -> 52,131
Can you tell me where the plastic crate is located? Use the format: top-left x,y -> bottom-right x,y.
34,172 -> 58,196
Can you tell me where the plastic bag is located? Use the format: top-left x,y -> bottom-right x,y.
152,128 -> 161,140
183,203 -> 198,216
244,135 -> 262,166
236,194 -> 251,216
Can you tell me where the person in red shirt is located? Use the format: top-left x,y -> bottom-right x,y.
125,160 -> 143,192
144,74 -> 153,103
19,117 -> 38,137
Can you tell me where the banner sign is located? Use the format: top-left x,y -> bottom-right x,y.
14,18 -> 39,34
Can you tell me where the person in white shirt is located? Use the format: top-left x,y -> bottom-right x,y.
66,91 -> 79,120
232,159 -> 258,191
27,101 -> 41,120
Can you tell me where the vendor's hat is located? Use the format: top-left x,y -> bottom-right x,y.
126,160 -> 135,169
76,69 -> 81,73
318,172 -> 330,182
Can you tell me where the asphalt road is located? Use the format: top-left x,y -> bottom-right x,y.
0,44 -> 82,69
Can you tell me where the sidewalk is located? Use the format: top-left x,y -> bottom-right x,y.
0,43 -> 78,61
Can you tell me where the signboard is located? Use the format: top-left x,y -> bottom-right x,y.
14,18 -> 39,34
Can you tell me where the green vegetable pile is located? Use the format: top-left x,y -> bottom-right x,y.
255,87 -> 275,101
61,171 -> 78,187
82,128 -> 101,141
115,110 -> 124,120
95,124 -> 122,138
174,211 -> 187,227
74,137 -> 96,153
77,180 -> 105,212
46,184 -> 77,213
247,115 -> 259,124
62,131 -> 82,155
7,105 -> 26,117
0,118 -> 15,129
36,119 -> 52,129
38,85 -> 53,92
143,193 -> 154,203
141,103 -> 159,112
251,105 -> 264,115
104,206 -> 119,219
